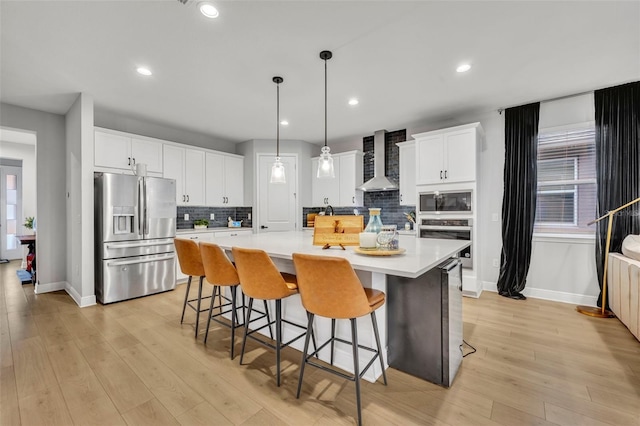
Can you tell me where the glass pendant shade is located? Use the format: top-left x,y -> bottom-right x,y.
317,146 -> 335,178
270,157 -> 286,184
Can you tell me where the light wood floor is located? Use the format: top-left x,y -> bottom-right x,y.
1,260 -> 639,426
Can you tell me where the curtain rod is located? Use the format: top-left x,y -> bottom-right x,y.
497,89 -> 594,115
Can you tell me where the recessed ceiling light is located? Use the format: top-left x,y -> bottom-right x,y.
199,2 -> 219,18
136,67 -> 152,76
348,98 -> 359,106
280,120 -> 289,126
456,64 -> 471,73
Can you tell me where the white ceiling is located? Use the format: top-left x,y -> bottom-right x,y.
1,1 -> 638,145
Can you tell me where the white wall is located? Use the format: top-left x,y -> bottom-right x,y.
0,140 -> 36,230
0,103 -> 67,287
65,93 -> 96,307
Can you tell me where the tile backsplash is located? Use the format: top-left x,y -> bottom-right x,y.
177,206 -> 252,230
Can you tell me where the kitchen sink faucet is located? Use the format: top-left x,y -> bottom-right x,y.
324,205 -> 334,216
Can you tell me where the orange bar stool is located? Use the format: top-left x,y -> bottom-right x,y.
232,247 -> 316,387
199,242 -> 250,359
292,253 -> 387,426
174,238 -> 209,338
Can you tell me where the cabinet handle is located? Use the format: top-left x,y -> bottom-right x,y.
440,170 -> 443,179
190,236 -> 199,240
128,157 -> 131,166
352,196 -> 355,204
132,157 -> 136,164
261,225 -> 269,229
182,195 -> 185,202
444,170 -> 448,179
400,194 -> 403,203
225,197 -> 228,204
186,195 -> 190,202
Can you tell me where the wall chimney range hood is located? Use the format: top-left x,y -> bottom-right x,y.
357,130 -> 398,192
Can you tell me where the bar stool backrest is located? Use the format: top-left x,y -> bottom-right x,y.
232,247 -> 294,300
174,238 -> 205,277
200,242 -> 239,286
292,253 -> 371,319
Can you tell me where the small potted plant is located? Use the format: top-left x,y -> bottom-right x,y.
24,216 -> 35,233
193,219 -> 209,229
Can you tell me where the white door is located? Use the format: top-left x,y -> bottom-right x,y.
1,165 -> 23,260
258,154 -> 297,232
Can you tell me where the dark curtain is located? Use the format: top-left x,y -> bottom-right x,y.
594,81 -> 640,308
497,103 -> 540,299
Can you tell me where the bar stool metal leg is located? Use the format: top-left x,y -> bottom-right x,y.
181,276 -> 192,324
296,312 -> 314,399
195,276 -> 204,337
330,318 -> 336,365
371,311 -> 387,386
230,285 -> 238,359
204,285 -> 218,344
276,299 -> 282,386
351,318 -> 362,426
264,300 -> 274,339
239,297 -> 255,365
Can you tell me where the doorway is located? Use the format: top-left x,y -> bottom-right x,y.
0,163 -> 23,260
257,154 -> 298,232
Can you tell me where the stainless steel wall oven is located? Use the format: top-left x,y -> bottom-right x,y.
419,218 -> 472,268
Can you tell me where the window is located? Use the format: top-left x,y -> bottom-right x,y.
535,122 -> 596,234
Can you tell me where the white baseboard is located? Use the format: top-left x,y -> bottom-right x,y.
65,283 -> 97,308
482,281 -> 598,306
34,280 -> 66,294
33,281 -> 96,307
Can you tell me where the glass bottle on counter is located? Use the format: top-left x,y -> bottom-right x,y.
364,208 -> 383,234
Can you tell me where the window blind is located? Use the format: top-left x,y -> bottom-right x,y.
535,124 -> 596,234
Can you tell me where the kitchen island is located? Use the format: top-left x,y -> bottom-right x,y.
213,231 -> 470,385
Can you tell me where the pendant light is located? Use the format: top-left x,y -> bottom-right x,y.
317,50 -> 335,179
270,76 -> 286,184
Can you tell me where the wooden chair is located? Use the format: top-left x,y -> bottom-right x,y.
232,247 -> 315,386
174,238 -> 208,338
292,253 -> 387,426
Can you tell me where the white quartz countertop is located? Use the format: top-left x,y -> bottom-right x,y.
213,231 -> 469,279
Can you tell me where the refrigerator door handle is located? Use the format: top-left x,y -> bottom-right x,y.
138,178 -> 144,236
107,254 -> 175,267
105,239 -> 175,249
143,178 -> 149,236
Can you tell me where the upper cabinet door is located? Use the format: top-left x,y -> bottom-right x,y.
205,152 -> 225,206
338,152 -> 363,206
416,134 -> 445,185
163,145 -> 185,205
224,156 -> 244,206
444,129 -> 476,183
184,149 -> 205,206
397,141 -> 416,206
131,138 -> 163,173
95,131 -> 131,170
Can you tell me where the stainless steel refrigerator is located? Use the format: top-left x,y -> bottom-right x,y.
95,172 -> 176,304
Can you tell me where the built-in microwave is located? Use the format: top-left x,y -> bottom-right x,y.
419,191 -> 472,214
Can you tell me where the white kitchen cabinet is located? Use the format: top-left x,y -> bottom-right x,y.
338,151 -> 363,206
311,156 -> 341,206
94,130 -> 162,173
205,152 -> 245,206
413,123 -> 482,185
163,145 -> 205,205
311,151 -> 365,207
396,141 -> 416,206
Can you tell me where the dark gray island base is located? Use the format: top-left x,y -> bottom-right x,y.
387,258 -> 463,387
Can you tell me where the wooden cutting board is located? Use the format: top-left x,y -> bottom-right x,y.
313,215 -> 363,248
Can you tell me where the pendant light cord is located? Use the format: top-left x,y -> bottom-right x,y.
324,57 -> 327,148
276,81 -> 280,157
